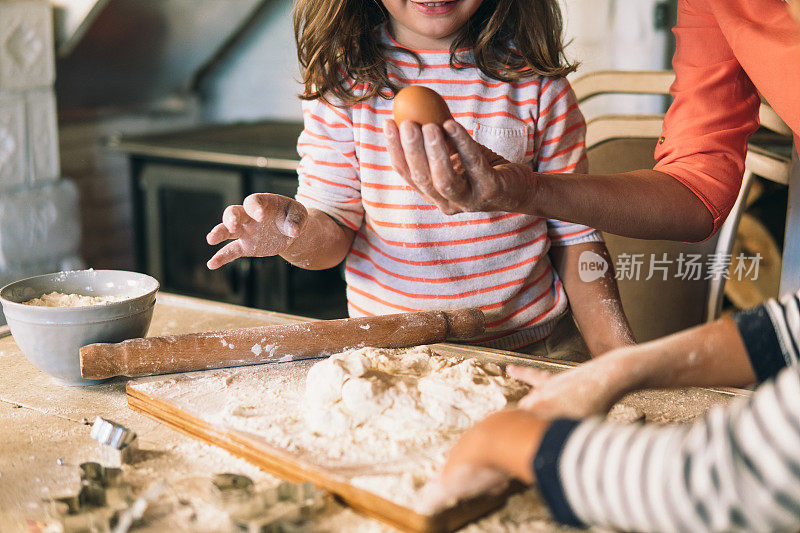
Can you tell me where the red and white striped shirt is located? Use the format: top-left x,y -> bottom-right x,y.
295,27 -> 600,350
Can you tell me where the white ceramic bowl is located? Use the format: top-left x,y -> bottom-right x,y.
0,270 -> 159,385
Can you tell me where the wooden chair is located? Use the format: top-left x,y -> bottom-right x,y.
575,70 -> 792,341
585,113 -> 717,341
705,146 -> 793,320
572,70 -> 675,102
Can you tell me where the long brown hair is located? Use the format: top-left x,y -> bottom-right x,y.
294,0 -> 576,105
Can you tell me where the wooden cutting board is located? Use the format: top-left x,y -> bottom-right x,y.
129,383 -> 516,532
126,342 -> 745,532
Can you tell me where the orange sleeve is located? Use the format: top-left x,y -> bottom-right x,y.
654,0 -> 761,237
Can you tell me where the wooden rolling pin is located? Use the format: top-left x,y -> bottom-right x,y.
80,308 -> 485,379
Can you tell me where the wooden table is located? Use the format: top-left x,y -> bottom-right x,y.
0,293 -> 741,532
0,294 -> 393,532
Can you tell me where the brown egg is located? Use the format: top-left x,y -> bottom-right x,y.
392,86 -> 453,126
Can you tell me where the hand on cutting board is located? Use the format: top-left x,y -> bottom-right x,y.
507,352 -> 633,420
206,193 -> 308,269
431,410 -> 548,508
384,119 -> 526,215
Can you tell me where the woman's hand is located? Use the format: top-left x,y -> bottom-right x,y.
206,193 -> 308,269
384,119 -> 525,215
508,349 -> 637,419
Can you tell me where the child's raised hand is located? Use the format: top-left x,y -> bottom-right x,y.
384,118 -> 517,215
206,193 -> 308,270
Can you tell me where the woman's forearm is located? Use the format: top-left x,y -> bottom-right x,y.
500,166 -> 715,242
610,317 -> 755,395
280,208 -> 355,270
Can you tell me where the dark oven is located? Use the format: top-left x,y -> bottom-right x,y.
119,121 -> 348,320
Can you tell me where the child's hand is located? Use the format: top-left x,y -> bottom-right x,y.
384,119 -> 519,215
508,352 -> 634,419
206,193 -> 308,270
428,410 -> 548,509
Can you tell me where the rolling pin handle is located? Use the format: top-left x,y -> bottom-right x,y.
80,344 -> 119,380
444,308 -> 485,340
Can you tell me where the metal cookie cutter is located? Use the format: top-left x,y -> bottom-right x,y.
50,461 -> 132,532
111,479 -> 169,533
91,417 -> 139,465
212,473 -> 258,514
226,480 -> 328,533
213,473 -> 256,493
80,462 -> 125,487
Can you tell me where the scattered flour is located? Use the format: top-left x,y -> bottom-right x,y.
250,343 -> 278,358
22,291 -> 127,307
607,403 -> 646,423
139,346 -> 528,512
131,345 -> 734,525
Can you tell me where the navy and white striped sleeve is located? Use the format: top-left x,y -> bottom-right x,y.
534,365 -> 800,532
531,290 -> 800,529
733,290 -> 800,382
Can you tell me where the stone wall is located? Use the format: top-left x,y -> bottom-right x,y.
0,0 -> 82,304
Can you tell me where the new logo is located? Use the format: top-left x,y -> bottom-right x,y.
578,250 -> 608,282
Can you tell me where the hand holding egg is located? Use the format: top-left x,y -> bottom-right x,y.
384,86 -> 515,215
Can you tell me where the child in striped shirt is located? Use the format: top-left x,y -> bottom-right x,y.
206,0 -> 634,356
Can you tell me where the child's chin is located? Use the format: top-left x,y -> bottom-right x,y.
411,19 -> 463,41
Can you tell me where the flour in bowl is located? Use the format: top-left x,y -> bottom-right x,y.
22,291 -> 127,307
